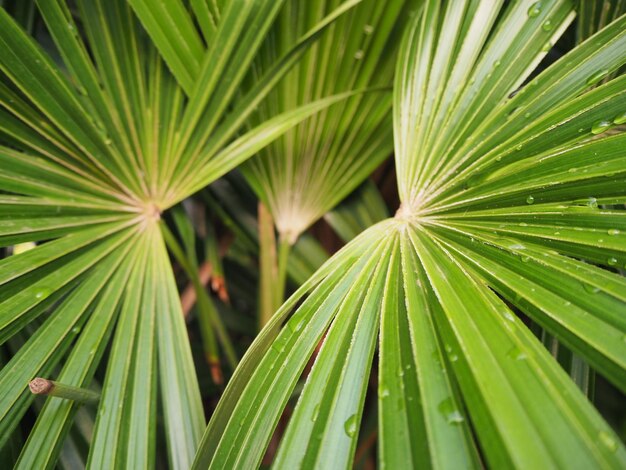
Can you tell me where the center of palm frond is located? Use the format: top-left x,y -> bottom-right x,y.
395,190 -> 427,222
136,201 -> 161,230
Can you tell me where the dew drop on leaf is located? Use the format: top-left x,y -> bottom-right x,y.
437,398 -> 464,425
363,24 -> 374,34
344,414 -> 358,438
591,120 -> 611,135
586,197 -> 598,208
613,111 -> 626,125
506,346 -> 527,361
35,287 -> 53,300
583,283 -> 600,294
527,2 -> 542,17
608,229 -> 620,236
607,257 -> 618,266
294,319 -> 304,332
598,431 -> 618,452
71,326 -> 81,335
378,386 -> 390,399
311,403 -> 320,422
542,20 -> 553,31
586,69 -> 609,86
526,195 -> 534,204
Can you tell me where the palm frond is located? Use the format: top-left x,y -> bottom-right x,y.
241,0 -> 409,243
0,0 -> 359,466
198,1 -> 626,467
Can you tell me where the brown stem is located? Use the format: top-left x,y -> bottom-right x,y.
181,261 -> 213,319
29,377 -> 53,395
354,429 -> 378,464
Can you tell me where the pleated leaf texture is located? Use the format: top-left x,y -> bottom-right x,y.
0,0 -> 363,468
240,0 -> 408,244
195,1 -> 626,468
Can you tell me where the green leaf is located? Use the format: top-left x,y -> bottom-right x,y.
15,243 -> 137,469
204,3 -> 626,468
242,0 -> 405,242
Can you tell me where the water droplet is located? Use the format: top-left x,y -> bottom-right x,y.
527,2 -> 542,17
524,112 -> 531,119
71,326 -> 81,334
35,287 -> 53,300
379,386 -> 390,398
516,144 -> 523,151
613,111 -> 626,125
591,119 -> 611,135
507,346 -> 528,361
542,20 -> 553,31
521,255 -> 530,263
507,107 -> 520,117
363,24 -> 374,34
586,197 -> 598,208
541,41 -> 552,52
526,195 -> 535,204
311,403 -> 320,422
607,257 -> 618,266
586,69 -> 609,86
344,414 -> 358,438
291,317 -> 304,332
599,431 -> 618,452
583,283 -> 600,294
354,50 -> 364,60
464,173 -> 486,188
493,60 -> 501,68
437,398 -> 464,424
503,238 -> 526,250
608,229 -> 620,236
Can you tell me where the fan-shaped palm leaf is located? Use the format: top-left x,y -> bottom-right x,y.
241,0 -> 408,244
195,1 -> 626,468
0,0 -> 362,467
